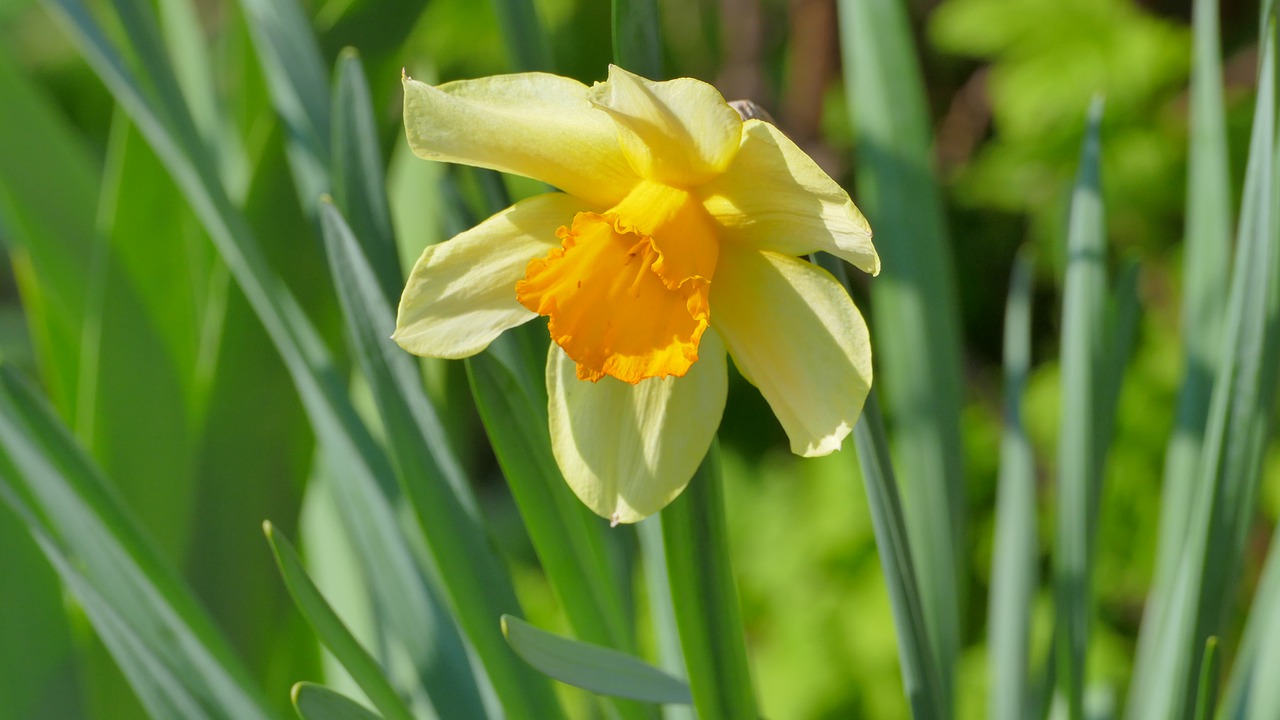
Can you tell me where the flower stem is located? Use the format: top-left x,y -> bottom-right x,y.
661,439 -> 758,719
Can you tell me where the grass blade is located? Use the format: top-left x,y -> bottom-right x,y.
0,363 -> 275,720
330,49 -> 400,307
263,523 -> 415,720
1054,99 -> 1107,720
661,441 -> 758,720
1240,554 -> 1280,720
501,615 -> 692,705
42,3 -> 568,717
1222,516 -> 1280,715
319,201 -> 563,719
837,2 -> 966,705
636,516 -> 695,720
0,43 -> 99,414
815,252 -> 947,718
292,683 -> 385,720
1127,20 -> 1280,719
1140,0 -> 1234,703
851,389 -> 947,720
465,352 -> 633,651
611,0 -> 662,78
237,0 -> 332,218
489,0 -> 553,72
1192,638 -> 1219,720
988,248 -> 1037,720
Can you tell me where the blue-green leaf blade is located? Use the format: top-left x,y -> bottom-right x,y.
611,0 -> 662,78
1128,20 -> 1280,719
988,248 -> 1037,720
319,200 -> 561,720
837,3 -> 966,706
330,49 -> 400,308
660,442 -> 758,719
502,615 -> 691,705
236,0 -> 332,217
1054,99 -> 1107,720
0,363 -> 275,720
264,523 -> 414,720
292,683 -> 385,720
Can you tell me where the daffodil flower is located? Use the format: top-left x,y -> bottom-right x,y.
395,65 -> 878,524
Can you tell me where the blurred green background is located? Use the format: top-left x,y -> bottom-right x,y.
0,0 -> 1275,718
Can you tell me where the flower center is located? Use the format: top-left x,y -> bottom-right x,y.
515,181 -> 719,384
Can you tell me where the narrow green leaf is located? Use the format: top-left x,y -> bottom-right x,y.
0,363 -> 275,720
611,0 -> 662,78
466,352 -> 633,654
263,523 -> 414,720
1222,519 -> 1280,715
320,201 -> 561,720
110,0 -> 211,170
25,534 -> 212,720
636,517 -> 695,720
1137,9 -> 1222,719
0,496 -> 78,719
1192,638 -> 1219,720
1140,0 -> 1233,704
851,389 -> 947,720
42,3 -> 562,717
1127,21 -> 1280,720
0,43 -> 99,414
488,0 -> 553,72
502,615 -> 691,705
237,0 -> 333,217
837,3 -> 965,706
1054,98 -> 1106,720
330,49 -> 400,308
156,0 -> 249,193
815,253 -> 946,718
83,112 -> 203,561
988,248 -> 1037,720
292,683 -> 384,720
661,441 -> 758,720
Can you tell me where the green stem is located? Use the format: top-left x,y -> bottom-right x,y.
661,440 -> 758,719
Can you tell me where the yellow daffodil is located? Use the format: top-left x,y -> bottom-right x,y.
394,65 -> 879,524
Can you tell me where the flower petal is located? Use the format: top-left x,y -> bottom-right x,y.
546,330 -> 728,524
710,247 -> 872,457
587,65 -> 743,186
700,119 -> 880,276
394,193 -> 586,358
402,73 -> 638,207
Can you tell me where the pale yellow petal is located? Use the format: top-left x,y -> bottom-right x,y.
711,247 -> 872,457
546,330 -> 728,524
587,65 -> 743,186
701,119 -> 880,275
402,73 -> 638,207
393,193 -> 585,358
